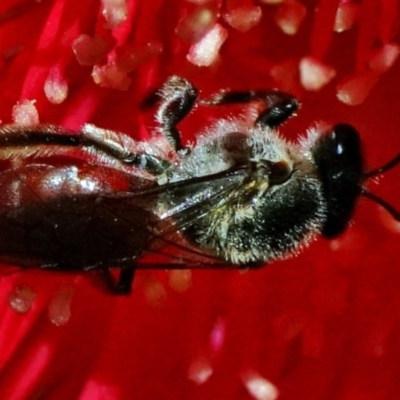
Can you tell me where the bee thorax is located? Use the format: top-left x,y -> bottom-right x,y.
185,169 -> 327,265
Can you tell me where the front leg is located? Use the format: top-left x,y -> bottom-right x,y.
201,89 -> 299,128
156,76 -> 199,152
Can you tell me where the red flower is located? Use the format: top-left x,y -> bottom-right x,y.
0,0 -> 399,399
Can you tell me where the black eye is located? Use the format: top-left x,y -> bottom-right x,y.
313,123 -> 364,237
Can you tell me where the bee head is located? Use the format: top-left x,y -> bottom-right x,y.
312,124 -> 364,238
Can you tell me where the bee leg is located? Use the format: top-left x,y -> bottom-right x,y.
254,92 -> 299,128
103,268 -> 135,294
126,154 -> 170,175
81,124 -> 171,175
201,90 -> 299,128
157,76 -> 199,152
115,268 -> 136,294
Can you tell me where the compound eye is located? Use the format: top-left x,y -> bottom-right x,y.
313,123 -> 364,237
330,124 -> 362,164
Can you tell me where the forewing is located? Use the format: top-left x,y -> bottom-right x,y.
120,167 -> 249,266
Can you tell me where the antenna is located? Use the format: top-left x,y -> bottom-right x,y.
361,190 -> 400,221
362,152 -> 400,221
364,153 -> 400,177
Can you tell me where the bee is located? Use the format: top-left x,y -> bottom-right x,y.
0,76 -> 398,293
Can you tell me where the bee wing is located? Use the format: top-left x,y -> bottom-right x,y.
80,167 -> 247,268
131,166 -> 248,220
102,166 -> 249,267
